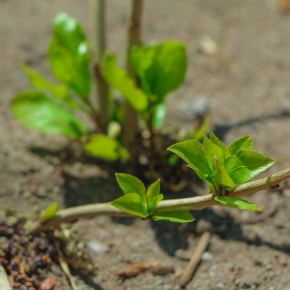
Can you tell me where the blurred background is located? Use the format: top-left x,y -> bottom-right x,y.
1,1 -> 290,289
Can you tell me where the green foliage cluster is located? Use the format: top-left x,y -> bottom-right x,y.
168,132 -> 274,211
111,174 -> 194,222
11,13 -> 189,161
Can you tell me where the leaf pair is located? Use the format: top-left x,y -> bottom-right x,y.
168,132 -> 275,211
111,174 -> 194,222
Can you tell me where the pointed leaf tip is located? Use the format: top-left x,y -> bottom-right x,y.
115,173 -> 146,197
152,210 -> 195,223
215,196 -> 261,211
168,139 -> 212,180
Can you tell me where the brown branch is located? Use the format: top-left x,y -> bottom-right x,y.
29,167 -> 290,235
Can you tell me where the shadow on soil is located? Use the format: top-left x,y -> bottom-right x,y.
213,109 -> 290,141
72,271 -> 105,290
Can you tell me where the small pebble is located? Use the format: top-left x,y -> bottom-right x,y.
201,251 -> 214,261
215,283 -> 225,290
280,259 -> 288,267
37,186 -> 47,198
87,241 -> 108,255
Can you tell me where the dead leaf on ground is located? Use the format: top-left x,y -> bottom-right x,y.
115,261 -> 160,281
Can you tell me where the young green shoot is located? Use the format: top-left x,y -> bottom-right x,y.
111,173 -> 194,222
168,132 -> 274,211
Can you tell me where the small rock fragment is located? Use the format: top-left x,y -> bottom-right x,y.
151,265 -> 174,275
87,241 -> 108,255
201,251 -> 214,261
215,283 -> 225,290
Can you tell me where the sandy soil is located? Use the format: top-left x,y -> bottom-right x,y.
1,0 -> 290,289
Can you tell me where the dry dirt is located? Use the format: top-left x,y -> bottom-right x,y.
1,0 -> 290,289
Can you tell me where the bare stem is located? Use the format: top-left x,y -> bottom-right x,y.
124,0 -> 143,159
29,167 -> 290,235
90,0 -> 110,129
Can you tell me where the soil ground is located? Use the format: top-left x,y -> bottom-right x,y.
1,0 -> 290,289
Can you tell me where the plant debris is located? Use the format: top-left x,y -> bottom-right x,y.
115,261 -> 160,281
0,216 -> 95,289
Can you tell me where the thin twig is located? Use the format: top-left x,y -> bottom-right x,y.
29,167 -> 290,235
0,264 -> 12,290
54,240 -> 78,290
179,232 -> 211,289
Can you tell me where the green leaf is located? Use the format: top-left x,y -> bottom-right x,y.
152,210 -> 195,223
115,173 -> 146,197
203,135 -> 225,169
152,102 -> 166,129
167,154 -> 178,166
111,193 -> 148,218
146,179 -> 163,213
192,116 -> 210,140
168,140 -> 212,180
215,196 -> 261,211
131,40 -> 187,102
49,13 -> 91,99
228,136 -> 253,155
84,134 -> 130,161
226,150 -> 275,184
212,155 -> 235,188
148,194 -> 164,214
21,64 -> 81,110
11,91 -> 89,138
42,202 -> 59,221
22,65 -> 67,100
147,179 -> 160,202
101,52 -> 148,112
209,131 -> 230,159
